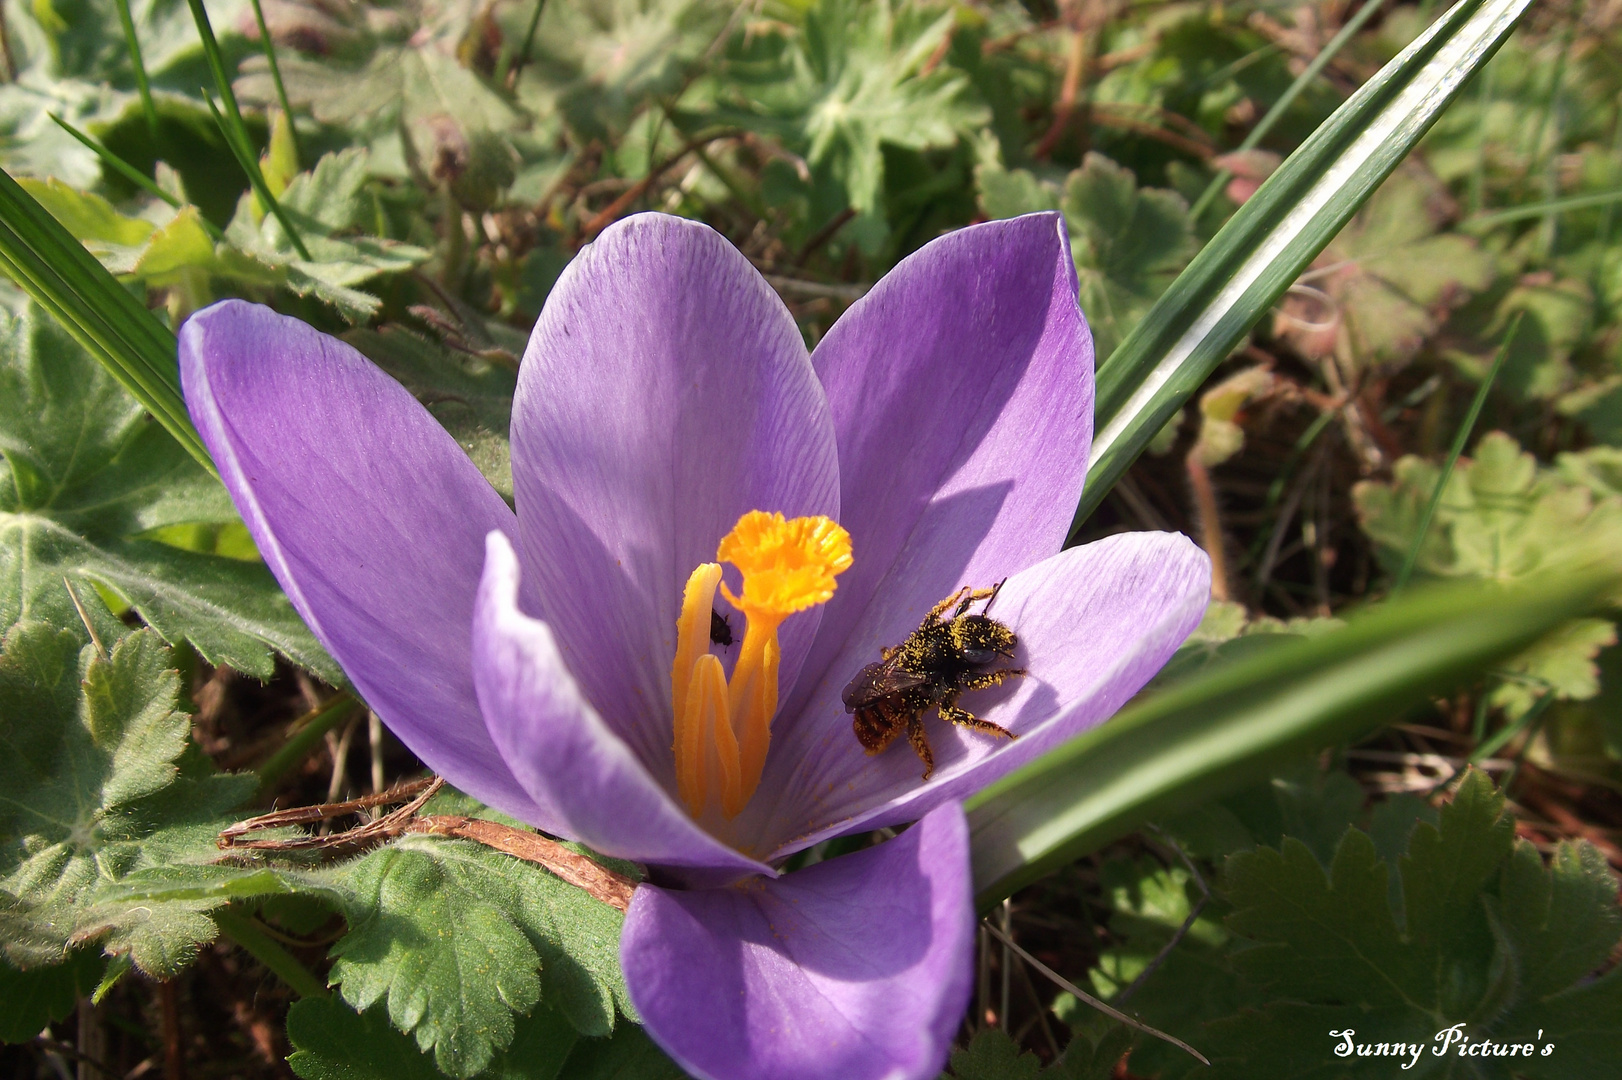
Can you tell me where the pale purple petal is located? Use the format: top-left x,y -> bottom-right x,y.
621,802 -> 973,1080
760,532 -> 1210,855
774,214 -> 1092,795
511,214 -> 839,787
472,531 -> 770,875
179,300 -> 549,826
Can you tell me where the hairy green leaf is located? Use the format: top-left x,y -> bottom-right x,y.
1198,772 -> 1618,1077
287,993 -> 681,1080
0,621 -> 251,977
0,302 -> 337,678
328,834 -> 632,1077
219,149 -> 430,322
722,0 -> 988,249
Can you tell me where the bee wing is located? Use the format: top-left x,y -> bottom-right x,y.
841,659 -> 929,711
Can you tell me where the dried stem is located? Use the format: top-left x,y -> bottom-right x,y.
982,920 -> 1209,1065
407,816 -> 637,912
217,777 -> 638,911
1185,454 -> 1230,601
159,980 -> 184,1080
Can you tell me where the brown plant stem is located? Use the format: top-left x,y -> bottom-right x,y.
407,815 -> 637,912
1186,454 -> 1230,601
159,980 -> 184,1080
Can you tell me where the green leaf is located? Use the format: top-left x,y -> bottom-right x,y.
964,569 -> 1615,908
0,948 -> 104,1043
556,1022 -> 691,1080
0,302 -> 338,679
287,996 -> 454,1080
1188,771 -> 1622,1078
1355,431 -> 1622,716
219,149 -> 430,322
1063,155 -> 1195,362
1074,0 -> 1535,533
722,0 -> 989,246
0,621 -> 252,977
17,176 -> 156,264
949,1030 -> 1043,1080
328,834 -> 631,1078
288,995 -> 683,1080
1491,842 -> 1622,1078
1272,166 -> 1492,369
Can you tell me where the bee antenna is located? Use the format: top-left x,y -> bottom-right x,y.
983,578 -> 1007,614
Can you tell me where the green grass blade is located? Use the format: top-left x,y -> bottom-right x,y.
0,168 -> 212,473
184,0 -> 252,138
185,0 -> 312,259
47,114 -> 225,243
1189,0 -> 1387,221
1069,0 -> 1533,541
964,567 -> 1617,908
113,0 -> 159,137
202,91 -> 312,261
247,0 -> 303,164
1392,311 -> 1522,592
518,0 -> 551,75
1461,186 -> 1622,229
49,113 -> 180,210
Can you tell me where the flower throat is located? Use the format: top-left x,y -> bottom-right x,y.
671,511 -> 851,819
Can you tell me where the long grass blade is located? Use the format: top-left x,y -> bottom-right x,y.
50,113 -> 177,208
47,114 -> 225,243
247,0 -> 303,164
1189,0 -> 1388,221
1462,186 -> 1622,229
113,0 -> 159,137
184,0 -> 252,138
202,91 -> 312,261
1392,311 -> 1522,592
0,169 -> 211,472
963,567 -> 1615,908
1068,0 -> 1534,540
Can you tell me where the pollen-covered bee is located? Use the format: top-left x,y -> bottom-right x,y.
841,582 -> 1024,779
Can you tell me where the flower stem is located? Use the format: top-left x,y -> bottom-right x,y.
213,909 -> 328,998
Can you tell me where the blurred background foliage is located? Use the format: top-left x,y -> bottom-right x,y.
3,0 -> 1622,1076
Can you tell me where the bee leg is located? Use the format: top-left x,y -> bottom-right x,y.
926,587 -> 972,623
956,667 -> 1026,691
939,704 -> 1017,742
907,713 -> 935,780
949,584 -> 1000,619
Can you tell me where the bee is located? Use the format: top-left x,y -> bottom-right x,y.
709,609 -> 735,648
841,582 -> 1024,779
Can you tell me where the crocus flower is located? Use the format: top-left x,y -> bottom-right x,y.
179,211 -> 1210,1080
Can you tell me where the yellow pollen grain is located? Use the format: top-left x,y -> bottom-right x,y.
670,512 -> 851,822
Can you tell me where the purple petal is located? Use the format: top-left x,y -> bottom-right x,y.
780,213 -> 1092,755
621,802 -> 973,1080
761,532 -> 1210,855
179,300 -> 549,826
473,532 -> 770,875
510,214 -> 839,788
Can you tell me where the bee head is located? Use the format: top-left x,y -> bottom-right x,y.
953,612 -> 1017,661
